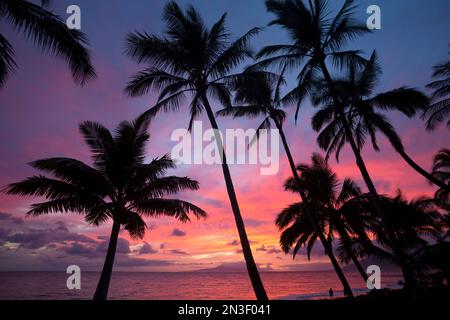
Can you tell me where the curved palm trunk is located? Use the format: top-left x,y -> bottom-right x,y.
275,121 -> 354,297
318,60 -> 418,292
93,220 -> 120,300
394,147 -> 449,191
201,94 -> 268,301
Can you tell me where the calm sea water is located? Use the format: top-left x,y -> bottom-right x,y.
0,271 -> 401,300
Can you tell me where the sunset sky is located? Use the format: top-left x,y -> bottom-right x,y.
0,0 -> 449,274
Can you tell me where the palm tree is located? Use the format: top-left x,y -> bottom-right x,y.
422,46 -> 450,130
310,51 -> 449,191
432,149 -> 450,209
4,115 -> 206,300
258,0 -> 417,291
357,192 -> 442,286
124,1 -> 267,300
217,71 -> 355,295
0,0 -> 95,87
277,153 -> 368,285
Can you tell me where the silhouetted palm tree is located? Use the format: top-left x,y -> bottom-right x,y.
432,149 -> 450,209
357,192 -> 442,286
124,1 -> 267,300
277,153 -> 368,286
259,0 -> 417,291
422,46 -> 450,130
311,51 -> 448,191
4,115 -> 206,300
217,71 -> 354,295
0,0 -> 95,87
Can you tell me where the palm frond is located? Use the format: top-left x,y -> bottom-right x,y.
79,121 -> 115,172
207,82 -> 232,109
371,87 -> 429,117
328,50 -> 366,71
125,67 -> 188,97
30,158 -> 109,195
422,98 -> 450,131
208,27 -> 260,79
130,176 -> 199,201
3,0 -> 96,85
6,175 -> 96,201
135,198 -> 207,222
122,210 -> 147,239
216,105 -> 266,119
0,32 -> 17,87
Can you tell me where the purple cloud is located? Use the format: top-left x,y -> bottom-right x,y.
96,237 -> 130,254
0,212 -> 24,224
171,228 -> 186,237
139,242 -> 158,255
4,222 -> 96,249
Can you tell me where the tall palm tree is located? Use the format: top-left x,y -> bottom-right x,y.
310,51 -> 449,191
422,47 -> 450,130
124,1 -> 267,300
432,149 -> 450,209
0,0 -> 95,87
4,115 -> 206,300
278,153 -> 369,284
258,0 -> 417,291
217,71 -> 355,295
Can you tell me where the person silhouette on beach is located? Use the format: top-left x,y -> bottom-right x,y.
329,288 -> 333,298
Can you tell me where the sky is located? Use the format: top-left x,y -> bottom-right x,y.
0,0 -> 449,274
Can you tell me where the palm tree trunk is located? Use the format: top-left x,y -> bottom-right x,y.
337,227 -> 368,282
318,60 -> 419,292
275,120 -> 354,297
93,220 -> 120,300
200,93 -> 268,301
350,254 -> 368,282
395,147 -> 449,191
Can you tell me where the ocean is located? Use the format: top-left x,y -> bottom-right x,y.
0,271 -> 402,300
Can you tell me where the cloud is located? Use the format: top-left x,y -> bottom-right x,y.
171,228 -> 186,237
170,249 -> 188,255
227,239 -> 239,246
3,222 -> 96,249
266,247 -> 282,254
160,242 -> 166,249
139,242 -> 158,255
96,237 -> 130,254
0,212 -> 24,224
243,218 -> 266,227
256,245 -> 282,254
256,245 -> 268,252
64,242 -> 98,258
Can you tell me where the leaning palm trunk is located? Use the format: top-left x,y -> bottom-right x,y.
394,147 -> 449,191
201,94 -> 268,300
275,120 -> 354,297
318,60 -> 418,292
93,220 -> 121,300
349,250 -> 368,282
336,225 -> 368,282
